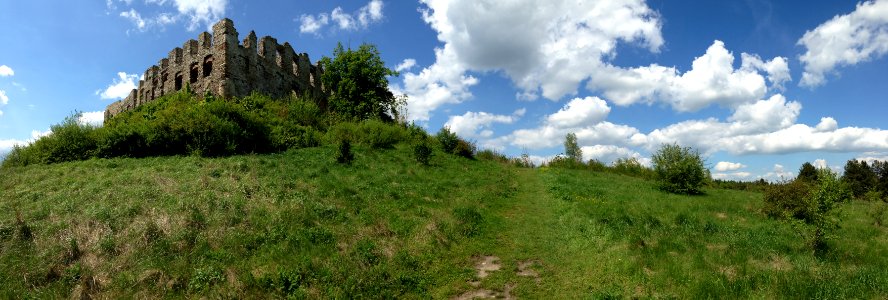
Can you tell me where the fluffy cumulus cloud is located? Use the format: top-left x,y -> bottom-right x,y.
589,40 -> 789,112
507,96 -> 637,149
396,0 -> 662,121
111,0 -> 227,32
98,72 -> 139,100
0,65 -> 12,116
715,161 -> 746,172
0,65 -> 13,77
798,0 -> 888,87
444,109 -> 524,139
581,145 -> 650,166
78,111 -> 105,126
395,59 -> 417,72
402,0 -> 794,121
298,0 -> 384,34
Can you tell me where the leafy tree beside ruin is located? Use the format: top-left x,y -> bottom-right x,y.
320,43 -> 402,121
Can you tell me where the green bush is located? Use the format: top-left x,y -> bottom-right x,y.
763,180 -> 814,221
336,140 -> 354,164
651,143 -> 707,195
453,139 -> 476,159
358,119 -> 402,149
413,141 -> 433,166
2,113 -> 100,167
436,127 -> 459,154
611,157 -> 653,179
476,149 -> 509,163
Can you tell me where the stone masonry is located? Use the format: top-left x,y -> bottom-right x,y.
105,18 -> 326,120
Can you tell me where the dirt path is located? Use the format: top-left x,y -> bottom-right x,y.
451,168 -> 556,299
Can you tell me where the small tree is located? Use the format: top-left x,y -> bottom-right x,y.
320,43 -> 400,121
335,139 -> 354,164
564,133 -> 582,164
797,162 -> 818,183
807,168 -> 852,251
843,159 -> 876,198
651,143 -> 707,195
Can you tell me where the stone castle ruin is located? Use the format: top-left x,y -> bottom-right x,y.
105,18 -> 326,120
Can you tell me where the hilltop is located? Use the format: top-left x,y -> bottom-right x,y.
1,145 -> 886,298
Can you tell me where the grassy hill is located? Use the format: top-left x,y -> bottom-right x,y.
1,145 -> 887,298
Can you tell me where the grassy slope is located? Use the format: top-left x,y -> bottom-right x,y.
1,147 -> 886,298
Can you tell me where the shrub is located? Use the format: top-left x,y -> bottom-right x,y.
2,113 -> 100,167
436,127 -> 459,154
807,169 -> 852,251
476,149 -> 509,163
843,159 -> 876,198
413,141 -> 433,166
336,139 -> 354,164
325,122 -> 359,145
358,119 -> 402,149
612,157 -> 653,179
270,124 -> 321,150
547,155 -> 585,169
453,139 -> 476,159
651,143 -> 707,195
763,180 -> 814,221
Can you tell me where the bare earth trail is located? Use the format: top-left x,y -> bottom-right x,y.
452,168 -> 615,298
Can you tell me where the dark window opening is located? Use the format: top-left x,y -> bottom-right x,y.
203,55 -> 213,78
190,63 -> 199,84
175,73 -> 183,91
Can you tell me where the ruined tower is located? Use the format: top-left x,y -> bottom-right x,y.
105,18 -> 326,120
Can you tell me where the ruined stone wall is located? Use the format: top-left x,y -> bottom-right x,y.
105,18 -> 325,120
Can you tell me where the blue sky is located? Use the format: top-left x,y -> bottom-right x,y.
1,0 -> 888,181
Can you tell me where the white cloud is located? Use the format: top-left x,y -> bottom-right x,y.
444,109 -> 524,139
590,41 -> 785,112
358,0 -> 384,26
815,117 -> 838,132
98,72 -> 138,100
0,65 -> 13,77
116,0 -> 227,32
814,159 -> 829,169
581,145 -> 650,166
412,0 -> 663,103
298,14 -> 329,34
174,0 -> 227,31
712,171 -> 752,181
390,45 -> 478,121
78,111 -> 105,126
0,90 -> 8,105
763,164 -> 795,181
546,97 -> 610,128
715,161 -> 746,172
395,59 -> 417,72
798,0 -> 888,87
298,0 -> 384,34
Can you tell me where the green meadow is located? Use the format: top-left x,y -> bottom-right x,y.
2,145 -> 886,298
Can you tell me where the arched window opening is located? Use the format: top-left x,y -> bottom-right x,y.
203,55 -> 213,78
190,63 -> 199,84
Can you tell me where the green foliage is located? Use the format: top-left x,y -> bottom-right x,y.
843,159 -> 876,198
358,119 -> 402,149
797,162 -> 818,182
763,180 -> 814,221
3,113 -> 100,167
611,157 -> 653,179
453,139 -> 475,159
764,170 -> 852,251
476,149 -> 509,163
336,139 -> 354,164
434,126 -> 474,159
564,133 -> 582,163
413,140 -> 433,166
873,160 -> 888,200
651,143 -> 707,195
435,126 -> 459,154
807,169 -> 853,250
320,43 -> 401,120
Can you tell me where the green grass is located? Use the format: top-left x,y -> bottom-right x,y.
1,148 -> 887,298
